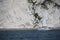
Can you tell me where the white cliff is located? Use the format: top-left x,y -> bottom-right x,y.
0,0 -> 60,29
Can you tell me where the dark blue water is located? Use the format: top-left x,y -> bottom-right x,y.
0,30 -> 60,40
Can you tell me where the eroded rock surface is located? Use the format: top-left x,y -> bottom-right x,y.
0,0 -> 60,29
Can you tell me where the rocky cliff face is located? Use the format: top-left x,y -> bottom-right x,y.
0,0 -> 60,29
0,0 -> 34,29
